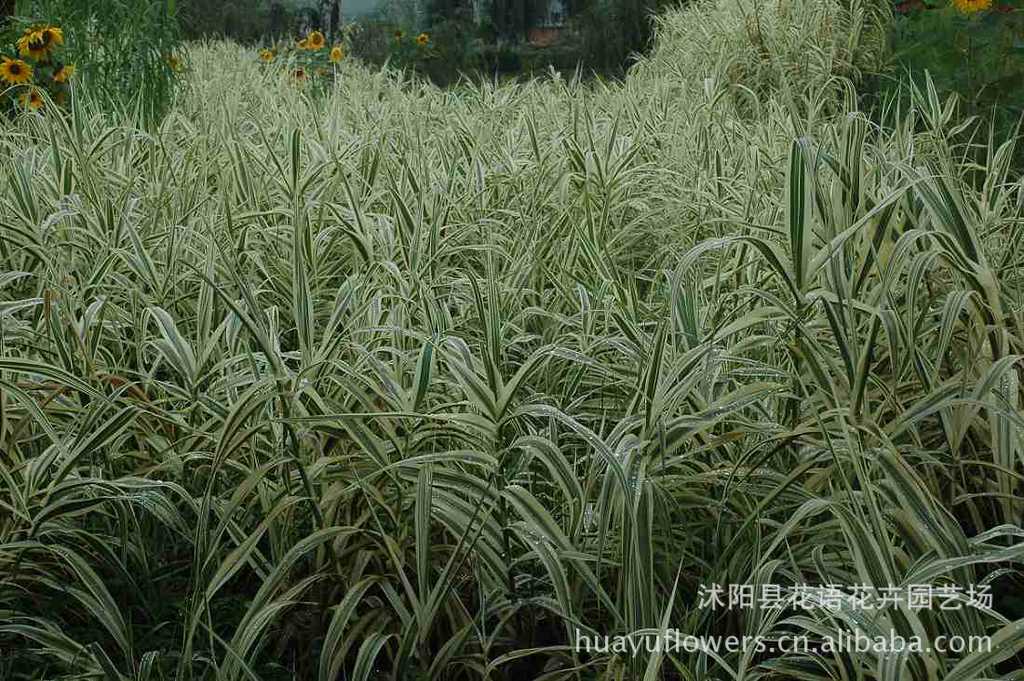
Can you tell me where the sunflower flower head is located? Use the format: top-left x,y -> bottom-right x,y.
307,30 -> 326,49
18,87 -> 44,111
259,48 -> 275,63
17,26 -> 63,60
0,57 -> 33,85
330,45 -> 345,63
416,32 -> 430,47
53,63 -> 75,83
41,27 -> 64,47
16,30 -> 46,60
953,0 -> 991,12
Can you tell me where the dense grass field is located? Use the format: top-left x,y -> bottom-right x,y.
3,0 -> 1024,679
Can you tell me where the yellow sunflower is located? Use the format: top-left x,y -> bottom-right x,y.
17,26 -> 63,60
41,26 -> 64,49
953,0 -> 991,11
259,48 -> 275,63
16,31 -> 46,60
307,30 -> 326,49
329,45 -> 345,63
18,88 -> 44,111
53,63 -> 75,83
416,32 -> 430,47
0,57 -> 33,85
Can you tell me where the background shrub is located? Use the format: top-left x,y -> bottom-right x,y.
887,2 -> 1024,140
573,0 -> 680,73
177,0 -> 341,43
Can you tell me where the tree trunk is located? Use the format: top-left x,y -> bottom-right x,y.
269,1 -> 284,36
330,0 -> 341,37
493,0 -> 518,41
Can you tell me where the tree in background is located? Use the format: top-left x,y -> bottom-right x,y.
468,0 -> 668,71
488,0 -> 570,41
321,0 -> 342,34
178,0 -> 344,42
490,0 -> 528,40
269,1 -> 286,33
574,0 -> 675,72
180,0 -> 277,41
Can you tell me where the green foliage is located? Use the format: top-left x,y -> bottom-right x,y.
177,0 -> 328,43
351,15 -> 585,85
416,12 -> 482,78
889,3 -> 1024,139
17,0 -> 181,125
179,0 -> 282,42
574,0 -> 680,73
351,17 -> 482,85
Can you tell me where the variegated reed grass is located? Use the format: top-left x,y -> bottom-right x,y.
2,0 -> 1024,679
